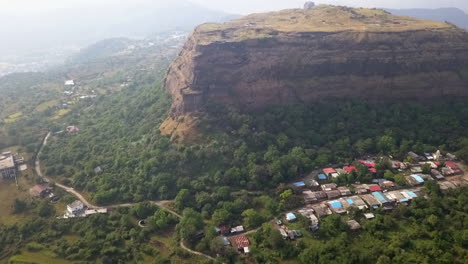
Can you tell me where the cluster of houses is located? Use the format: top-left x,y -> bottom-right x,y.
281,152 -> 466,234
61,200 -> 107,219
214,225 -> 251,254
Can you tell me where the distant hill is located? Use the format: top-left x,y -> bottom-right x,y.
0,0 -> 236,60
386,8 -> 468,29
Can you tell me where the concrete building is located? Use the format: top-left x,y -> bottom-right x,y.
0,152 -> 17,179
67,200 -> 85,216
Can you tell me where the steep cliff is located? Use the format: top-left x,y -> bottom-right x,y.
164,5 -> 468,120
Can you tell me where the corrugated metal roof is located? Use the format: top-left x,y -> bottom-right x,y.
411,174 -> 424,183
318,174 -> 327,180
294,182 -> 306,187
329,200 -> 342,209
372,191 -> 389,203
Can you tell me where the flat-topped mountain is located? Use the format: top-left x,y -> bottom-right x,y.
163,5 -> 468,123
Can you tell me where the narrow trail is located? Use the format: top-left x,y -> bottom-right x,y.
180,241 -> 216,261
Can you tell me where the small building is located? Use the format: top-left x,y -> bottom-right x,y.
65,80 -> 75,86
325,190 -> 341,200
307,180 -> 321,191
424,153 -> 434,161
430,169 -> 444,180
446,153 -> 457,160
438,181 -> 457,191
407,174 -> 425,186
380,181 -> 395,189
410,166 -> 423,174
441,167 -> 455,176
327,200 -> 346,214
312,191 -> 328,201
336,168 -> 348,175
360,194 -> 380,209
231,236 -> 250,252
66,126 -> 79,134
279,228 -> 288,239
364,213 -> 375,219
303,190 -> 318,203
343,166 -> 357,174
401,191 -> 418,200
222,237 -> 231,246
84,208 -> 108,216
0,153 -> 17,179
317,173 -> 328,182
337,186 -> 352,196
293,181 -> 306,188
350,196 -> 368,210
419,161 -> 437,169
321,183 -> 337,192
368,185 -> 382,192
352,184 -> 370,194
311,204 -> 333,218
231,225 -> 245,234
286,213 -> 297,222
347,220 -> 361,231
29,185 -> 52,198
385,191 -> 410,204
323,168 -> 338,178
372,191 -> 394,210
445,161 -> 462,174
359,160 -> 376,168
67,200 -> 85,215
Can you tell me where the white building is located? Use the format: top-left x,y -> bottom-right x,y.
65,80 -> 75,86
67,200 -> 84,215
0,152 -> 17,179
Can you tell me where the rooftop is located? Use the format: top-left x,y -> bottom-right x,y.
0,154 -> 15,170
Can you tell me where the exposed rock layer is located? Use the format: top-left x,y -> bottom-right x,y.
164,6 -> 468,117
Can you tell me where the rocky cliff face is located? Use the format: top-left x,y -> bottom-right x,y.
164,5 -> 468,118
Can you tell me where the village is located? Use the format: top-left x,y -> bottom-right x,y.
206,151 -> 467,254
4,139 -> 467,257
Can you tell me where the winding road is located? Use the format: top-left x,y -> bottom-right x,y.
35,132 -> 216,261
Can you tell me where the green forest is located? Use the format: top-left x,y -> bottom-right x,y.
1,184 -> 467,264
41,76 -> 468,205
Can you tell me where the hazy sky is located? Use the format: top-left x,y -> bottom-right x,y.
1,0 -> 467,14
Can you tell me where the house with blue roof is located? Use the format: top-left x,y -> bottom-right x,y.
286,213 -> 297,222
372,191 -> 394,210
327,200 -> 346,214
406,174 -> 425,186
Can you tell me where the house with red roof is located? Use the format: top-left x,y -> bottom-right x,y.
359,160 -> 375,168
231,236 -> 250,253
368,185 -> 382,192
343,166 -> 357,173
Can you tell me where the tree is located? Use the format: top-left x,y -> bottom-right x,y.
212,208 -> 231,226
242,209 -> 264,229
384,170 -> 394,181
174,189 -> 191,211
421,163 -> 431,174
12,199 -> 27,214
37,200 -> 55,218
394,174 -> 406,186
377,135 -> 396,154
178,208 -> 203,242
132,202 -> 156,219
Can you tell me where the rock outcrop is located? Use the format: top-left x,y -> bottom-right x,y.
164,5 -> 468,119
